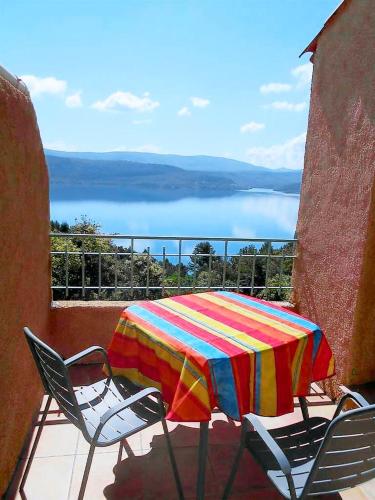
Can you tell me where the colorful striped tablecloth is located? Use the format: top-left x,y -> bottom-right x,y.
107,291 -> 334,422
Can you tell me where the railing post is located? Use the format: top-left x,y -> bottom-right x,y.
162,246 -> 166,297
114,246 -> 118,295
236,254 -> 242,292
98,249 -> 102,298
251,247 -> 256,296
193,253 -> 197,291
222,240 -> 228,289
81,243 -> 85,299
49,233 -> 297,300
65,243 -> 69,299
130,238 -> 134,299
265,241 -> 272,299
146,246 -> 150,298
208,249 -> 212,290
279,245 -> 284,295
177,239 -> 182,292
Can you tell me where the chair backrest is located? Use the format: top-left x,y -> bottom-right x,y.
24,327 -> 83,429
303,404 -> 375,496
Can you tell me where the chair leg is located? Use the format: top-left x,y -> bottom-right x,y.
117,440 -> 124,466
222,441 -> 245,500
196,422 -> 209,500
299,397 -> 309,421
78,442 -> 95,500
161,417 -> 185,500
20,394 -> 53,493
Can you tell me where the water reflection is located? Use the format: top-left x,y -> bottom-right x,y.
50,189 -> 300,257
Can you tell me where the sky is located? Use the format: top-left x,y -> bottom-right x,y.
0,0 -> 339,169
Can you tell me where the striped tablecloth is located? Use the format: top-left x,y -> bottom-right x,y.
107,291 -> 334,422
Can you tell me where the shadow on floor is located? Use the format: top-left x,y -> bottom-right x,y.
103,419 -> 281,500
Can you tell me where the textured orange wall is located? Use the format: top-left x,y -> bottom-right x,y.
0,76 -> 51,494
50,304 -> 125,357
293,0 -> 375,390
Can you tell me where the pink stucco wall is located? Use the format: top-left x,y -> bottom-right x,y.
0,75 -> 51,495
50,303 -> 126,357
293,0 -> 375,392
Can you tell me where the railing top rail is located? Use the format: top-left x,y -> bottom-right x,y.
50,233 -> 297,243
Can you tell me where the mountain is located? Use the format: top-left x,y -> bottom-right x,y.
44,149 -> 295,174
47,155 -> 237,193
46,151 -> 302,198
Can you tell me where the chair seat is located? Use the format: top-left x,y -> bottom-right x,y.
246,416 -> 330,498
267,460 -> 314,498
75,376 -> 162,446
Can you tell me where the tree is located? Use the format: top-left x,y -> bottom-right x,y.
51,217 -> 166,300
258,275 -> 292,301
188,242 -> 219,273
50,218 -> 295,302
230,244 -> 265,294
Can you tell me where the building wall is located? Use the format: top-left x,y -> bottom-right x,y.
0,75 -> 51,495
293,0 -> 375,391
50,303 -> 126,357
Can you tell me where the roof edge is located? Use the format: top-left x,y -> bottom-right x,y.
0,64 -> 29,96
299,0 -> 348,58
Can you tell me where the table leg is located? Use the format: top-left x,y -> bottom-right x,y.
196,422 -> 209,500
299,396 -> 309,420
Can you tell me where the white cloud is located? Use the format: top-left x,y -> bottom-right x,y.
43,139 -> 77,151
246,132 -> 306,170
259,83 -> 292,94
190,96 -> 210,108
177,106 -> 191,117
92,91 -> 160,112
291,63 -> 313,88
112,144 -> 161,153
135,144 -> 161,153
21,75 -> 67,97
240,121 -> 265,133
132,119 -> 152,125
267,101 -> 306,112
240,197 -> 299,233
232,225 -> 256,239
65,91 -> 82,108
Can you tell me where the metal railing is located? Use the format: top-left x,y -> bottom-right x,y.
50,233 -> 297,301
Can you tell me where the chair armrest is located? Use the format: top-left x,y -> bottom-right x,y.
244,414 -> 292,477
64,346 -> 113,377
333,390 -> 370,419
93,387 -> 162,441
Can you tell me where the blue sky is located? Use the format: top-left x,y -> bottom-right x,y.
0,0 -> 338,169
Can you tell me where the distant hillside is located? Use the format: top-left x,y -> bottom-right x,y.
46,153 -> 302,196
45,149 -> 294,174
47,155 -> 238,193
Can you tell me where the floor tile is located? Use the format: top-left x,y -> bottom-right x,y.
209,443 -> 271,494
68,452 -> 120,499
22,422 -> 79,458
174,446 -> 220,499
12,369 -> 375,500
208,417 -> 241,445
15,455 -> 75,500
138,420 -> 170,451
76,428 -> 143,455
341,480 -> 375,500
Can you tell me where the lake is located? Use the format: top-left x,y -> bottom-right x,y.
50,187 -> 300,258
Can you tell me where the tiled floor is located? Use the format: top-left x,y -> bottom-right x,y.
6,367 -> 375,499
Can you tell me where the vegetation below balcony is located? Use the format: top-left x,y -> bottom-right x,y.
51,217 -> 296,302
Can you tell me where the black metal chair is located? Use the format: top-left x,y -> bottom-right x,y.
223,390 -> 375,499
21,326 -> 184,499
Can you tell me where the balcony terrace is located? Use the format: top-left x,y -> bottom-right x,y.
2,1 -> 375,497
8,368 -> 344,500
50,233 -> 296,301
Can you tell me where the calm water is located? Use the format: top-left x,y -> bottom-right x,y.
50,188 -> 300,256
